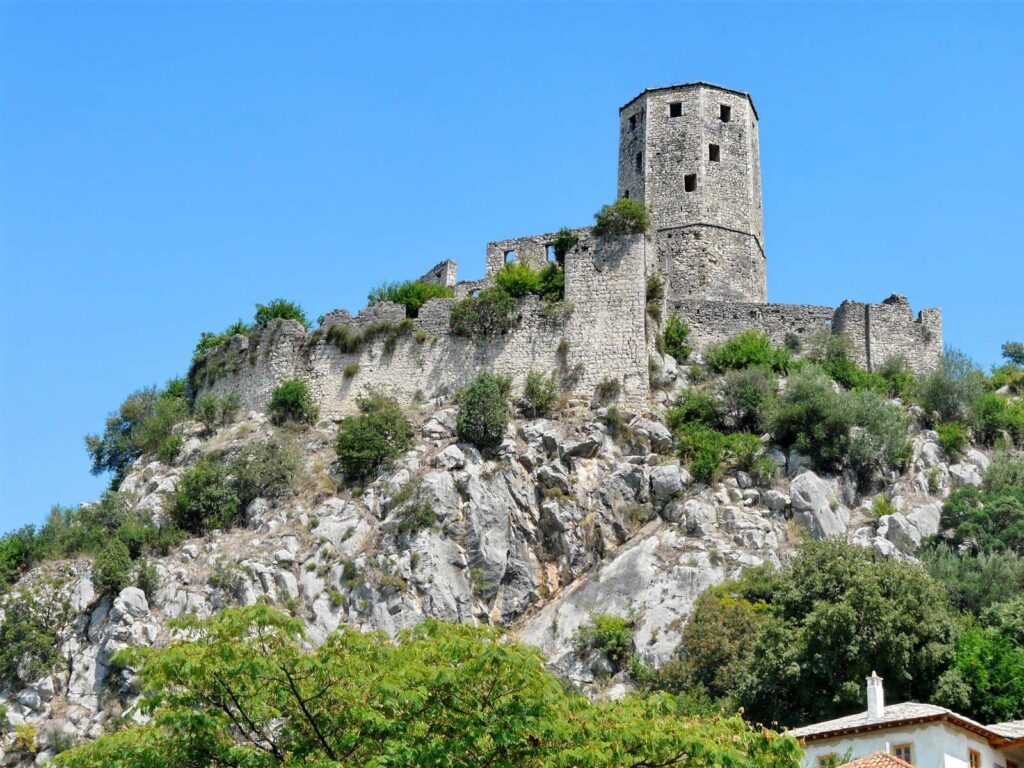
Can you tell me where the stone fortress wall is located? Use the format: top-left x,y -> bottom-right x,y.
194,82 -> 943,417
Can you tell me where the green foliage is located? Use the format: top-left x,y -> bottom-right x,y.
253,298 -> 310,330
494,261 -> 542,298
877,356 -> 917,400
169,458 -> 240,535
705,330 -> 790,374
92,538 -> 133,597
772,366 -> 852,472
990,363 -> 1024,395
937,422 -> 970,461
190,320 -> 249,365
675,425 -> 767,485
923,546 -> 1024,615
1002,341 -> 1024,365
916,348 -> 985,426
368,280 -> 454,318
390,481 -> 436,536
844,389 -> 912,488
85,384 -> 189,486
592,198 -> 650,236
666,389 -> 720,432
335,390 -> 414,482
457,372 -> 510,451
229,435 -> 301,510
0,583 -> 71,688
57,605 -> 801,768
135,558 -> 160,600
195,392 -> 241,431
940,486 -> 1024,555
449,287 -> 519,338
662,314 -> 692,363
719,367 -> 776,433
536,263 -> 565,302
572,613 -> 636,671
809,334 -> 887,394
521,370 -> 558,418
268,378 -> 318,425
551,227 -> 579,265
974,391 -> 1024,446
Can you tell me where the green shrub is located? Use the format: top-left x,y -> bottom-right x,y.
937,422 -> 971,461
705,330 -> 790,374
92,539 -> 133,597
0,584 -> 71,687
254,299 -> 310,330
720,368 -> 776,433
772,366 -> 853,473
85,383 -> 189,486
844,390 -> 912,488
390,481 -> 436,536
676,424 -> 728,484
989,363 -> 1024,395
494,262 -> 542,298
870,495 -> 898,518
923,546 -> 1024,616
343,362 -> 359,378
984,451 -> 1024,495
368,280 -> 454,318
662,314 -> 692,363
592,199 -> 650,236
268,379 -> 318,425
667,389 -> 720,432
196,392 -> 241,431
335,391 -> 415,482
572,613 -> 636,671
551,228 -> 579,265
169,458 -> 240,534
810,334 -> 886,393
536,264 -> 565,302
457,372 -> 510,451
230,436 -> 301,509
974,392 -> 1024,446
595,377 -> 621,404
134,557 -> 160,600
877,356 -> 917,400
449,287 -> 519,338
191,320 -> 249,364
916,348 -> 985,425
521,370 -> 558,418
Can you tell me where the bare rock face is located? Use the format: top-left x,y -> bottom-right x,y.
0,404 -> 980,765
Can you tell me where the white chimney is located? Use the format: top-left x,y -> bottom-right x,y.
867,671 -> 885,719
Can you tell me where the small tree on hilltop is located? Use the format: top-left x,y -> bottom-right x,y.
254,299 -> 310,331
1003,341 -> 1024,366
592,199 -> 650,236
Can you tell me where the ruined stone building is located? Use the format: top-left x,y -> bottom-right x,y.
195,82 -> 942,416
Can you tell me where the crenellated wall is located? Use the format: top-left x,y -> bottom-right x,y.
195,233 -> 650,418
832,294 -> 943,374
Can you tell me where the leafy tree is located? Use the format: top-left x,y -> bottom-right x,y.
720,367 -> 776,433
58,606 -> 802,768
592,198 -> 650,236
229,435 -> 301,509
85,384 -> 189,486
844,389 -> 911,488
449,287 -> 519,338
169,458 -> 240,534
940,487 -> 1024,554
661,314 -> 693,363
334,391 -> 414,482
536,263 -> 565,302
0,583 -> 72,687
667,388 -> 720,432
922,545 -> 1024,615
268,378 -> 318,425
1002,341 -> 1024,366
367,280 -> 454,318
253,298 -> 310,330
772,366 -> 853,472
705,331 -> 790,374
973,391 -> 1024,446
494,261 -> 542,298
0,526 -> 41,588
457,372 -> 510,451
92,539 -> 133,597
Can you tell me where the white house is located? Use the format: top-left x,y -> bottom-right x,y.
790,673 -> 1024,768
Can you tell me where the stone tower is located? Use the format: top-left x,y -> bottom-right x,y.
618,82 -> 766,303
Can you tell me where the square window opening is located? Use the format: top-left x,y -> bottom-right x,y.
893,744 -> 913,765
504,250 -> 517,264
622,189 -> 630,199
684,174 -> 697,192
669,102 -> 682,118
720,104 -> 732,122
709,144 -> 720,162
629,114 -> 637,130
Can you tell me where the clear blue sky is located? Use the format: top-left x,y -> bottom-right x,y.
1,2 -> 1022,533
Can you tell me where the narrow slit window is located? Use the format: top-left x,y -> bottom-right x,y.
629,114 -> 637,130
669,102 -> 682,118
546,244 -> 556,262
720,104 -> 731,122
684,174 -> 696,192
709,144 -> 720,162
504,250 -> 517,264
635,151 -> 643,172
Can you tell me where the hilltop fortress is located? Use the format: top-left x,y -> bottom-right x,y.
194,82 -> 942,416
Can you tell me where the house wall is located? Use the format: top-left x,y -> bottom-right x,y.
800,722 -> 1009,768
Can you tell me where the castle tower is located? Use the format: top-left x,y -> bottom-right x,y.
618,83 -> 766,303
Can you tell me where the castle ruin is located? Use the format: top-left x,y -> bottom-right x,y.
195,82 -> 942,417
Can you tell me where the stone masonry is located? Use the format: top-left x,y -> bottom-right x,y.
195,82 -> 942,416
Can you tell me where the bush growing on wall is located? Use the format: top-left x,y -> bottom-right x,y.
449,288 -> 519,339
494,262 -> 542,298
551,228 -> 579,265
661,314 -> 692,363
268,379 -> 319,425
704,330 -> 790,374
368,280 -> 454,318
592,198 -> 650,236
457,372 -> 510,451
254,298 -> 310,330
335,391 -> 415,482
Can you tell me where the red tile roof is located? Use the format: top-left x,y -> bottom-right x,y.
840,751 -> 916,768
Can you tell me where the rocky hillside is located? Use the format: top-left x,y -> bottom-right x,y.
3,338 -> 1007,766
